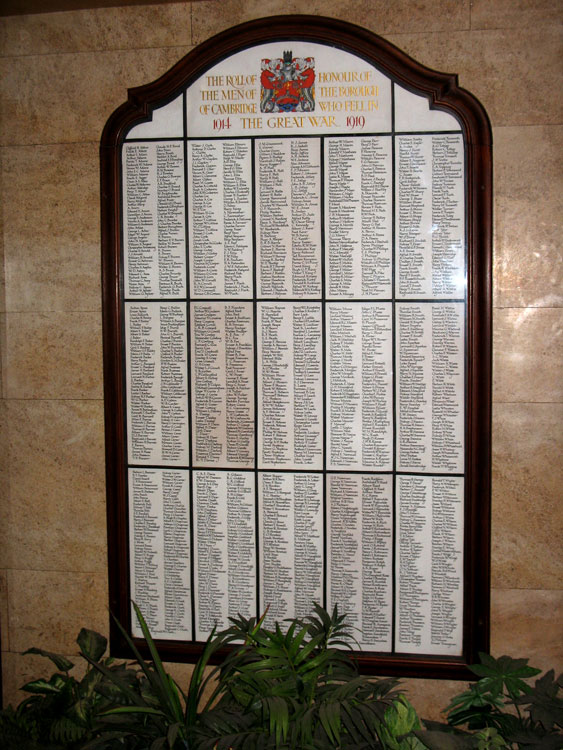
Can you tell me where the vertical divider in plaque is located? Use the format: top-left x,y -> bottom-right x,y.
390,81 -> 397,653
251,137 -> 259,622
183,88 -> 196,643
320,135 -> 327,611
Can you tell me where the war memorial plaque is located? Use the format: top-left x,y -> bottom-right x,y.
101,16 -> 492,677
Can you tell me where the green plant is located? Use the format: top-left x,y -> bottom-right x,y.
82,602 -> 226,749
0,629 -> 144,749
417,654 -> 563,750
193,603 -> 421,749
0,604 -> 228,750
4,607 -> 560,750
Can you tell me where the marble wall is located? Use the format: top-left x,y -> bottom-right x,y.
0,0 -> 561,716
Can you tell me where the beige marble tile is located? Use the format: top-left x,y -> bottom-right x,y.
0,313 -> 5,397
7,568 -> 109,654
493,307 -> 562,403
404,589 -> 563,720
162,659 -> 195,690
0,165 -> 6,398
0,400 -> 8,563
491,403 -> 563,588
491,588 -> 563,673
0,315 -> 6,399
0,570 -> 9,652
494,126 -> 563,309
5,400 -> 107,573
399,677 -> 464,722
0,45 -> 190,146
403,589 -> 563,718
191,0 -> 471,44
0,458 -> 9,592
471,0 -> 563,31
4,311 -> 103,400
2,143 -> 101,313
0,155 -> 5,317
161,662 -> 219,707
385,27 -> 562,126
2,649 -> 87,709
0,3 -> 190,57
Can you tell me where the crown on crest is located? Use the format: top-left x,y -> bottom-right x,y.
283,50 -> 293,64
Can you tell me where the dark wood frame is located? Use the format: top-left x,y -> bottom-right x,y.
101,14 -> 492,679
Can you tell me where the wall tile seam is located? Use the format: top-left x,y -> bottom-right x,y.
468,23 -> 563,33
491,400 -> 563,405
2,128 -> 561,150
188,20 -> 563,46
0,141 -> 100,148
1,585 -> 11,653
189,0 -> 193,47
493,306 -> 563,310
492,124 -> 563,130
3,570 -> 108,577
190,12 -> 473,37
0,41 -> 193,60
3,310 -> 103,315
383,25 -> 563,37
0,305 -> 560,313
0,25 -> 560,62
3,23 -> 554,61
5,568 -> 108,576
1,650 -> 98,658
0,42 -> 192,62
491,587 -> 563,594
3,397 -> 105,403
1,139 -> 104,147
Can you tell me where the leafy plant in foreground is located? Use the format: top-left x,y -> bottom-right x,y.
194,602 -> 420,749
5,605 -> 560,750
0,628 -> 142,749
417,654 -> 563,750
82,602 -> 226,749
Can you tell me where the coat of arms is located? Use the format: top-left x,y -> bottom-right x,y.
260,51 -> 315,113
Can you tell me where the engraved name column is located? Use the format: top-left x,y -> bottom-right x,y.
189,136 -> 256,635
395,127 -> 465,655
122,135 -> 190,639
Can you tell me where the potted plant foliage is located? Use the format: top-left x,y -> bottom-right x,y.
1,604 -> 561,750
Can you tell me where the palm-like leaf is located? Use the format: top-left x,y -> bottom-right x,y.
197,604 -> 401,749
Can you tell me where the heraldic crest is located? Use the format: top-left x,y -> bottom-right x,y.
260,51 -> 315,113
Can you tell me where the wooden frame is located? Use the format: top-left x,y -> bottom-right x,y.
101,15 -> 492,679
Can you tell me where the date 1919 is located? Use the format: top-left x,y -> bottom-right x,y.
346,115 -> 365,129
